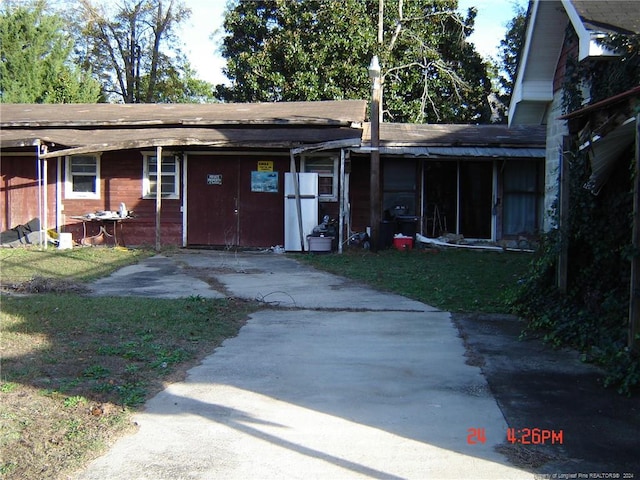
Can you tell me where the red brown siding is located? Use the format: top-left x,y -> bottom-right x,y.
61,150 -> 182,246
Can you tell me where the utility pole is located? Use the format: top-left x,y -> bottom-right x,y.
629,113 -> 640,353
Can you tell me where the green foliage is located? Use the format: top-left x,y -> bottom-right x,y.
63,395 -> 87,408
513,22 -> 640,395
73,0 -> 211,103
218,0 -> 492,124
0,0 -> 101,103
492,2 -> 526,123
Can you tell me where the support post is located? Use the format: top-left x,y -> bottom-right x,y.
369,56 -> 381,252
339,149 -> 346,253
43,154 -> 48,249
36,144 -> 44,249
155,146 -> 162,252
290,151 -> 305,252
557,138 -> 571,294
629,114 -> 640,353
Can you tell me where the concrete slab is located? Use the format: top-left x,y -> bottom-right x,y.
75,251 -> 532,479
89,255 -> 225,299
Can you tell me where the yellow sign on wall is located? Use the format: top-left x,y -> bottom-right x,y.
257,161 -> 273,172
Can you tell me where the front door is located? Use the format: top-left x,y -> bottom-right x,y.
187,155 -> 287,247
187,155 -> 239,246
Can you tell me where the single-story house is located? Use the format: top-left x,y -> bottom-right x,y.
1,101 -> 545,250
0,101 -> 365,249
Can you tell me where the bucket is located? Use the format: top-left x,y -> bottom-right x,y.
308,236 -> 333,252
58,232 -> 73,250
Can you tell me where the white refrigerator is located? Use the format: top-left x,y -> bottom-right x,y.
284,172 -> 318,251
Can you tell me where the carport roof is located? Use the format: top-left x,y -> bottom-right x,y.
0,101 -> 367,157
0,101 -> 367,127
357,122 -> 546,158
362,122 -> 546,147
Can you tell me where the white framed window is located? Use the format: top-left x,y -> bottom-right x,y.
301,154 -> 339,201
65,155 -> 100,199
142,153 -> 180,199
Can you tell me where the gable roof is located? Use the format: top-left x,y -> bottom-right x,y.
508,0 -> 640,126
571,1 -> 640,36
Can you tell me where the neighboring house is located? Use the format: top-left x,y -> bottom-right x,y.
508,0 -> 639,346
508,0 -> 640,229
1,101 -> 546,250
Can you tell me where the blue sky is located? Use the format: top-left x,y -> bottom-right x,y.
179,0 -> 525,86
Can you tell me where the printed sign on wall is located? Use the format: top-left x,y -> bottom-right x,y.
207,174 -> 222,185
257,161 -> 273,172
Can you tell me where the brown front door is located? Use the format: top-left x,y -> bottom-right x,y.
187,155 -> 287,247
237,158 -> 286,247
187,156 -> 239,246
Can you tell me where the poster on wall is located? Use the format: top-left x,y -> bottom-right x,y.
251,171 -> 278,193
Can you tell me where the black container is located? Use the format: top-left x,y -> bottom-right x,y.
396,216 -> 419,238
379,220 -> 394,249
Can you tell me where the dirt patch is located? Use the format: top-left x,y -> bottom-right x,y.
2,276 -> 90,294
495,443 -> 562,470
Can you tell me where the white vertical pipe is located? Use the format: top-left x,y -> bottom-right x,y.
56,157 -> 62,232
456,159 -> 461,235
339,149 -> 346,253
43,155 -> 48,249
36,144 -> 43,249
155,146 -> 162,251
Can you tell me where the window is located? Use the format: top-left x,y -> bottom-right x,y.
66,155 -> 100,199
502,161 -> 543,236
302,155 -> 338,201
143,154 -> 180,199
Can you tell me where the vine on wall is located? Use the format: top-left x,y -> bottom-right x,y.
511,28 -> 640,395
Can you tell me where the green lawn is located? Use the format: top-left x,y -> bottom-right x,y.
298,248 -> 533,313
0,246 -> 256,480
0,245 -> 154,285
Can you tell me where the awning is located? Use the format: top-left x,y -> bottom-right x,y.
350,146 -> 544,158
1,127 -> 362,159
581,117 -> 636,195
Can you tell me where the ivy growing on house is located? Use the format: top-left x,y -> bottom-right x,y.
511,27 -> 640,395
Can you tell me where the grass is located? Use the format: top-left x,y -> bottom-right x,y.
0,246 -> 154,286
0,245 -> 532,478
0,246 -> 257,480
298,247 -> 533,313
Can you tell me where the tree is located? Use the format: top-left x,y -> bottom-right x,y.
492,2 -> 527,122
217,0 -> 492,124
0,0 -> 101,103
74,0 -> 215,103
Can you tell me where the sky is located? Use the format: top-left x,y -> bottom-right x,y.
178,0 -> 525,86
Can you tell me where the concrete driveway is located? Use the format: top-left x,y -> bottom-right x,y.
78,250 -> 532,480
